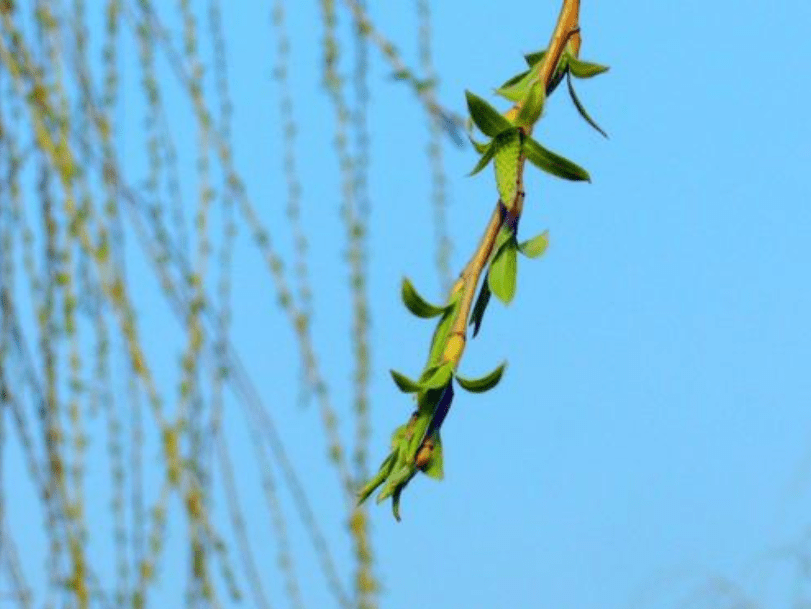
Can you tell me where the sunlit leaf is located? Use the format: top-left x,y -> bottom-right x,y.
488,237 -> 518,304
455,361 -> 507,393
524,49 -> 547,67
468,140 -> 496,176
518,230 -> 550,258
514,80 -> 546,127
390,369 -> 422,393
401,277 -> 447,318
376,463 -> 413,503
497,68 -> 531,89
567,56 -> 609,78
357,453 -> 396,505
524,137 -> 590,182
495,69 -> 534,102
465,90 -> 513,137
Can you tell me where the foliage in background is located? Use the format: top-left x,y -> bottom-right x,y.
0,0 -> 460,606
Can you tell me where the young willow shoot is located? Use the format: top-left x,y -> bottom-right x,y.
358,0 -> 609,520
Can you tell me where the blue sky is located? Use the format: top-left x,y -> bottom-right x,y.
5,1 -> 811,608
363,1 -> 811,606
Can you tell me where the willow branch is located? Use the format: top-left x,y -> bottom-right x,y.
444,0 -> 582,368
358,0 -> 593,519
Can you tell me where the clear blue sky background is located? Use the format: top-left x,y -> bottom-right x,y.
6,1 -> 811,608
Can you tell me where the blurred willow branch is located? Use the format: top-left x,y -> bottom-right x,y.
0,0 -> 461,606
340,0 -> 466,146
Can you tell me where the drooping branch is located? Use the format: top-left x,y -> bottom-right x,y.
360,0 -> 610,520
445,0 -> 582,361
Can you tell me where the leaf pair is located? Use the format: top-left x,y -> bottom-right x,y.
466,91 -> 590,186
390,362 -> 453,395
523,48 -> 609,92
390,360 -> 505,397
495,49 -> 609,138
496,50 -> 607,101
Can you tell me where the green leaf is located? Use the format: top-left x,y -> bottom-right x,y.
567,56 -> 609,78
392,426 -> 411,466
524,49 -> 547,67
524,137 -> 590,182
390,369 -> 422,393
455,361 -> 507,393
514,80 -> 546,127
421,435 -> 444,480
406,409 -> 431,455
419,362 -> 453,390
376,463 -> 414,503
518,230 -> 550,258
488,237 -> 518,304
495,69 -> 535,102
468,140 -> 496,176
469,277 -> 491,338
357,453 -> 396,505
497,68 -> 531,90
566,72 -> 608,138
401,277 -> 447,318
493,129 -> 521,205
465,90 -> 513,137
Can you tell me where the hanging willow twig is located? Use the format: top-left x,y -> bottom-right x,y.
360,0 -> 610,520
